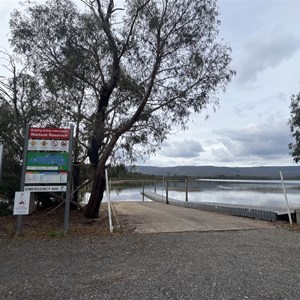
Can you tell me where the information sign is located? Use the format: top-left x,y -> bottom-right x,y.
13,192 -> 31,215
25,171 -> 68,184
24,185 -> 67,192
28,139 -> 69,152
29,128 -> 70,140
26,152 -> 69,170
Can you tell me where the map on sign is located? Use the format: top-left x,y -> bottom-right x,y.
26,152 -> 69,170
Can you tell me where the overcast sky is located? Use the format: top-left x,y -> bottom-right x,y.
1,0 -> 300,167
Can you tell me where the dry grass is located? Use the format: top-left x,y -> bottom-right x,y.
0,204 -> 124,239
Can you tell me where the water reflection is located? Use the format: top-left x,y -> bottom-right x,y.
82,180 -> 300,208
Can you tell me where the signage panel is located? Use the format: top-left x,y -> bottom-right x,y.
28,139 -> 69,152
13,192 -> 31,215
25,172 -> 68,184
29,128 -> 70,140
24,185 -> 67,192
26,152 -> 69,171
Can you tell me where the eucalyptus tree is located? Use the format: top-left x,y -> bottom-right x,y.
10,0 -> 235,218
0,50 -> 46,161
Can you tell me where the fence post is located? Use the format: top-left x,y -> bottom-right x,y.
185,179 -> 188,202
280,171 -> 293,225
142,179 -> 145,202
166,178 -> 169,204
162,177 -> 165,202
154,179 -> 156,193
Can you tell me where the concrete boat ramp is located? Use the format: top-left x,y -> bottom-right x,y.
112,201 -> 273,234
142,191 -> 299,222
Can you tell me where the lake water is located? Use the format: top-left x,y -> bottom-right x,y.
83,179 -> 300,208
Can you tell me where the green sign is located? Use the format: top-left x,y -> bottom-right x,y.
26,152 -> 69,171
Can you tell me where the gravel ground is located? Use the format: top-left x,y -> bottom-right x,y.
0,228 -> 299,300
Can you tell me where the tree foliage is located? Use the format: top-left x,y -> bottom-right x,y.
9,0 -> 235,218
289,92 -> 300,162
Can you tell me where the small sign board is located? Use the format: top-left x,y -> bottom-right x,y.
28,139 -> 69,152
13,191 -> 31,215
25,172 -> 68,184
24,185 -> 67,192
26,152 -> 69,170
29,128 -> 70,140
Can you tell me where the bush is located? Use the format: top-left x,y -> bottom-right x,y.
0,199 -> 13,216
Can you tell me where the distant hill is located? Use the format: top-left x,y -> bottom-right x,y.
131,165 -> 300,179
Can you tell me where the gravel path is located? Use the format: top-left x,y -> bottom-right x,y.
0,228 -> 299,299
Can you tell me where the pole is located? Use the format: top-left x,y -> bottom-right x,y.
64,125 -> 74,235
142,179 -> 145,202
16,123 -> 30,235
185,179 -> 188,202
105,168 -> 113,233
166,179 -> 169,204
280,171 -> 293,225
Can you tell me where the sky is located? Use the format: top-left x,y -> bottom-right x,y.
0,0 -> 300,168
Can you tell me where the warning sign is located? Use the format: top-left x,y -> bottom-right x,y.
28,139 -> 69,152
13,192 -> 31,215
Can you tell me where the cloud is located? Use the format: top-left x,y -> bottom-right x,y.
233,93 -> 290,119
210,121 -> 291,164
237,29 -> 300,84
160,139 -> 204,158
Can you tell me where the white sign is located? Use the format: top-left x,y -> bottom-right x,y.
27,166 -> 59,171
13,192 -> 31,215
24,185 -> 67,192
28,139 -> 69,152
25,172 -> 68,184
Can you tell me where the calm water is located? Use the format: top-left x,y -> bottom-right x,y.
83,180 -> 300,207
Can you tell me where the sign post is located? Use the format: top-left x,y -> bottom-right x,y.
16,125 -> 73,235
16,124 -> 30,235
64,125 -> 73,235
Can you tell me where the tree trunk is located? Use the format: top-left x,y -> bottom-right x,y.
84,162 -> 106,218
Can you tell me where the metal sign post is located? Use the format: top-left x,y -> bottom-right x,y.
15,125 -> 73,235
64,125 -> 73,235
105,168 -> 113,233
16,124 -> 30,235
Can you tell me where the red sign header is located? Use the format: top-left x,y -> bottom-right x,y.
29,128 -> 70,140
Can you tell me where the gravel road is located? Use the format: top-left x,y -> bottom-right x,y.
0,228 -> 299,299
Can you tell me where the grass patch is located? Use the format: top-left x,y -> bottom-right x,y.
48,231 -> 64,238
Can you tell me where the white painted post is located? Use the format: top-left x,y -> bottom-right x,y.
105,168 -> 113,233
142,179 -> 145,202
280,171 -> 293,225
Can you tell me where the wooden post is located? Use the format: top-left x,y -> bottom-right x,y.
142,179 -> 145,202
185,179 -> 188,202
154,179 -> 156,193
166,179 -> 169,204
